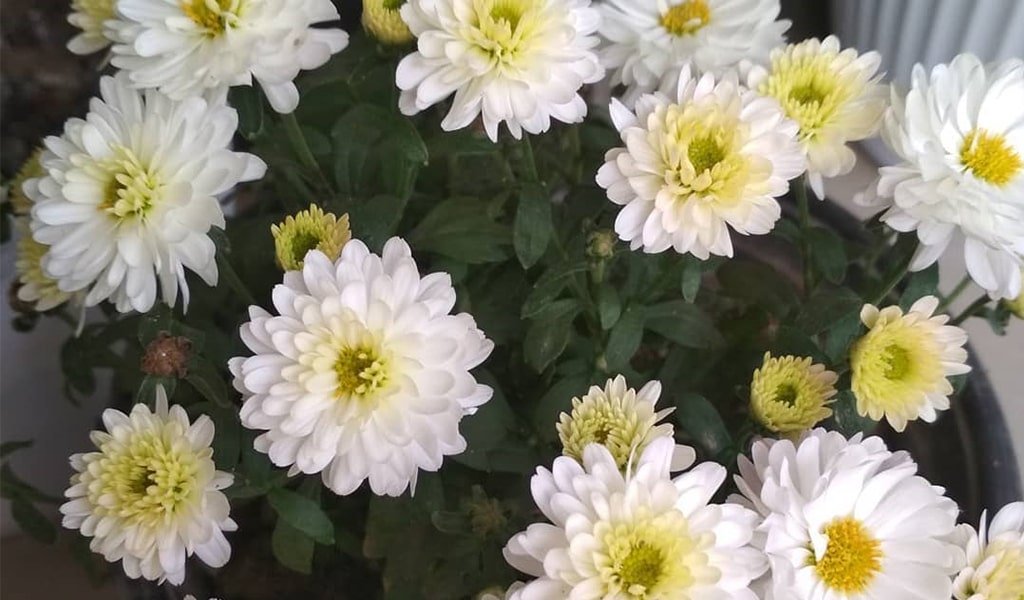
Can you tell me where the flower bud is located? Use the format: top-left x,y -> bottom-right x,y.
141,332 -> 192,378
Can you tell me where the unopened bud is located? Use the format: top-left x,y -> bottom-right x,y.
141,332 -> 192,378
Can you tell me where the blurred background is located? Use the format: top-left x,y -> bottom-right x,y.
1,0 -> 1022,597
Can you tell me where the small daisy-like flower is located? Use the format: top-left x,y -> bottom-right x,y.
67,0 -> 116,55
953,501 -> 1024,600
396,0 -> 604,141
749,352 -> 837,435
862,54 -> 1024,299
271,204 -> 351,271
598,0 -> 789,104
13,219 -> 76,313
24,75 -> 266,314
9,148 -> 44,216
596,68 -> 805,258
362,0 -> 413,45
229,238 -> 494,497
504,437 -> 766,598
556,375 -> 696,471
60,386 -> 236,585
734,429 -> 964,600
108,0 -> 348,113
748,36 -> 887,199
850,295 -> 970,432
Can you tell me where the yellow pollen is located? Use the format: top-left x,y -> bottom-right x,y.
182,0 -> 240,35
660,0 -> 711,36
99,146 -> 161,221
335,344 -> 389,399
960,129 -> 1022,186
812,517 -> 882,593
687,135 -> 726,174
91,431 -> 201,525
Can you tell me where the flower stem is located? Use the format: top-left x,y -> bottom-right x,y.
938,274 -> 973,310
282,112 -> 329,192
795,176 -> 815,295
950,294 -> 990,326
871,237 -> 918,305
218,254 -> 257,307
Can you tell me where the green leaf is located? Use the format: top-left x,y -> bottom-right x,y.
426,129 -> 498,159
229,86 -> 265,140
807,227 -> 847,284
771,326 -> 828,363
513,183 -> 553,269
828,390 -> 876,436
521,262 -> 587,318
267,487 -> 335,545
272,519 -> 315,575
604,307 -> 645,371
331,104 -> 390,195
795,287 -> 862,335
408,197 -> 511,263
0,440 -> 32,458
330,104 -> 427,199
532,374 -> 591,441
12,500 -> 56,544
680,258 -> 702,303
185,358 -> 232,408
899,264 -> 940,310
348,194 -> 409,252
194,402 -> 242,472
644,301 -> 724,349
524,307 -> 579,373
596,283 -> 622,330
673,393 -> 731,459
135,375 -> 177,407
717,260 -> 798,317
451,372 -> 515,470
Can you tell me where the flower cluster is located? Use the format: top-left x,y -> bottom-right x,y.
6,0 -> 1020,596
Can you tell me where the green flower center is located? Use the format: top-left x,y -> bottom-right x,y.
687,134 -> 726,174
618,541 -> 666,592
335,344 -> 390,399
881,343 -> 911,380
774,383 -> 800,407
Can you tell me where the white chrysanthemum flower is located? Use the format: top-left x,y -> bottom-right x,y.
229,239 -> 494,497
24,75 -> 265,314
862,54 -> 1024,300
60,387 -> 236,585
396,0 -> 604,141
850,296 -> 971,432
596,68 -> 805,258
107,0 -> 348,113
504,437 -> 766,599
748,36 -> 887,199
734,429 -> 964,600
598,0 -> 789,104
67,0 -> 116,55
556,375 -> 696,471
953,502 -> 1024,600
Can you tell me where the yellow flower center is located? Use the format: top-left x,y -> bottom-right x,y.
968,539 -> 1024,600
557,394 -> 654,470
599,512 -> 698,598
334,343 -> 390,399
760,52 -> 852,142
91,430 -> 203,527
182,0 -> 242,36
99,146 -> 161,222
362,0 -> 414,45
960,129 -> 1022,187
660,0 -> 711,36
271,205 -> 351,271
651,101 -> 764,212
749,353 -> 836,435
467,0 -> 541,67
812,517 -> 882,593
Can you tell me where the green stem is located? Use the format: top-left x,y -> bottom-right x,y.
871,239 -> 918,305
795,176 -> 815,296
950,294 -> 990,326
282,112 -> 329,192
218,255 -> 257,307
939,274 -> 972,310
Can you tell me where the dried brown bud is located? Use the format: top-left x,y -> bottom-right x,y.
468,495 -> 508,538
141,332 -> 192,378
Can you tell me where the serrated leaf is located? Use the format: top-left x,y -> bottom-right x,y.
268,488 -> 335,545
521,262 -> 587,318
229,85 -> 265,140
513,183 -> 552,269
605,307 -> 644,371
795,287 -> 862,335
644,301 -> 724,348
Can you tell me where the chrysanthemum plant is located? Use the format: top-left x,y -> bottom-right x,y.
3,1 -> 1023,598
